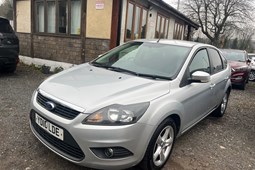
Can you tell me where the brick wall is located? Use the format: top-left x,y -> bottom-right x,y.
33,35 -> 83,64
17,33 -> 31,57
85,38 -> 110,62
16,34 -> 110,64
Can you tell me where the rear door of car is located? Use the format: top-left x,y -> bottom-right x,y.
207,48 -> 229,108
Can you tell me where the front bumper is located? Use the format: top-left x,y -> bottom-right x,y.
230,71 -> 249,85
0,46 -> 19,69
30,92 -> 154,169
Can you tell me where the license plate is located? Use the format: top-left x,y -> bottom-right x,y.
35,113 -> 64,141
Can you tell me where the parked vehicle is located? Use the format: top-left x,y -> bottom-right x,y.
0,17 -> 19,73
30,40 -> 232,170
221,49 -> 251,89
248,53 -> 255,81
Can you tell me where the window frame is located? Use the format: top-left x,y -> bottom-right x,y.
188,48 -> 211,76
174,21 -> 184,40
155,13 -> 170,39
207,47 -> 225,74
33,0 -> 84,37
180,48 -> 211,87
124,0 -> 148,42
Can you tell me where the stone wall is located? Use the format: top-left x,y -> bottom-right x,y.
17,33 -> 31,57
33,35 -> 83,64
84,38 -> 110,62
17,34 -> 110,64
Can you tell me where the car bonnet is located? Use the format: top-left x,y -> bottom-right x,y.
39,64 -> 170,111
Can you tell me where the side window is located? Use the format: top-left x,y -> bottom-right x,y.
189,49 -> 210,77
208,48 -> 224,74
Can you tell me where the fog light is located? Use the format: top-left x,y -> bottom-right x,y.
104,148 -> 114,158
90,147 -> 133,159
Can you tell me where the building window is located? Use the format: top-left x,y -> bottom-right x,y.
58,0 -> 67,34
47,1 -> 56,33
125,1 -> 148,41
34,0 -> 82,35
71,0 -> 81,35
36,1 -> 44,33
155,14 -> 169,39
174,22 -> 184,40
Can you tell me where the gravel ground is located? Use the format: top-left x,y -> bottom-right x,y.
0,64 -> 254,170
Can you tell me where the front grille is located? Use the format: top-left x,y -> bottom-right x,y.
30,110 -> 85,161
36,92 -> 81,119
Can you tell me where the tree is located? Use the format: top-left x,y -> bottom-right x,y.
183,0 -> 254,47
231,38 -> 238,49
0,0 -> 13,20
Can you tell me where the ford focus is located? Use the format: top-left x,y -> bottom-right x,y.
30,40 -> 232,170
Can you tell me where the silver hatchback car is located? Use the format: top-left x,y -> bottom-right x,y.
30,40 -> 232,170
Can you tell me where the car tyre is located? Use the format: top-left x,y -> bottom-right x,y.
249,70 -> 255,81
139,118 -> 176,170
212,91 -> 229,117
5,66 -> 16,73
240,82 -> 246,90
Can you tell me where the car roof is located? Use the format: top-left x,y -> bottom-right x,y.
133,39 -> 214,48
220,48 -> 247,53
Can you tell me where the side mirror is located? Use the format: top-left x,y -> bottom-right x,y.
247,59 -> 251,64
190,71 -> 210,83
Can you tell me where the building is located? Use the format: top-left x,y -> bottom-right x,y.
14,0 -> 199,67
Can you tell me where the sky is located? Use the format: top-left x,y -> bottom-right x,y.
163,0 -> 178,9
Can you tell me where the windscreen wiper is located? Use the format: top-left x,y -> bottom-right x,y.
90,63 -> 138,75
91,62 -> 171,80
136,73 -> 172,80
90,62 -> 110,68
110,67 -> 172,80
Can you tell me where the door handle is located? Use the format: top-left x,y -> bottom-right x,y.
210,83 -> 216,89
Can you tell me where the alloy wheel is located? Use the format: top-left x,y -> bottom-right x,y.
221,93 -> 228,114
153,126 -> 174,167
249,71 -> 255,81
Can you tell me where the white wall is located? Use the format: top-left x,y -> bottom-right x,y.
119,1 -> 179,44
16,0 -> 31,33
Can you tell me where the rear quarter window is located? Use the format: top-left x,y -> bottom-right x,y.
0,20 -> 14,33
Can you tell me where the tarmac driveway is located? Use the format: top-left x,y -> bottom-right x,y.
0,64 -> 254,170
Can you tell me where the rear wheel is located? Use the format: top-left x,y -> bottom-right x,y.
212,91 -> 229,117
249,70 -> 255,81
139,118 -> 176,170
5,66 -> 16,73
240,81 -> 246,90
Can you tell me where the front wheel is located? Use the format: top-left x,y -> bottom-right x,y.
249,70 -> 255,81
139,118 -> 176,170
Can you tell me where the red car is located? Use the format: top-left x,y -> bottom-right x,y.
221,49 -> 251,90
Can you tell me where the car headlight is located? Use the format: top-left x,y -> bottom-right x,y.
82,102 -> 150,125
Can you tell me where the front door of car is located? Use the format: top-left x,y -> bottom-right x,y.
179,49 -> 214,131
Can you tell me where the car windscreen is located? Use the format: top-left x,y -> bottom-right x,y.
91,42 -> 191,80
0,20 -> 14,33
221,50 -> 246,62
